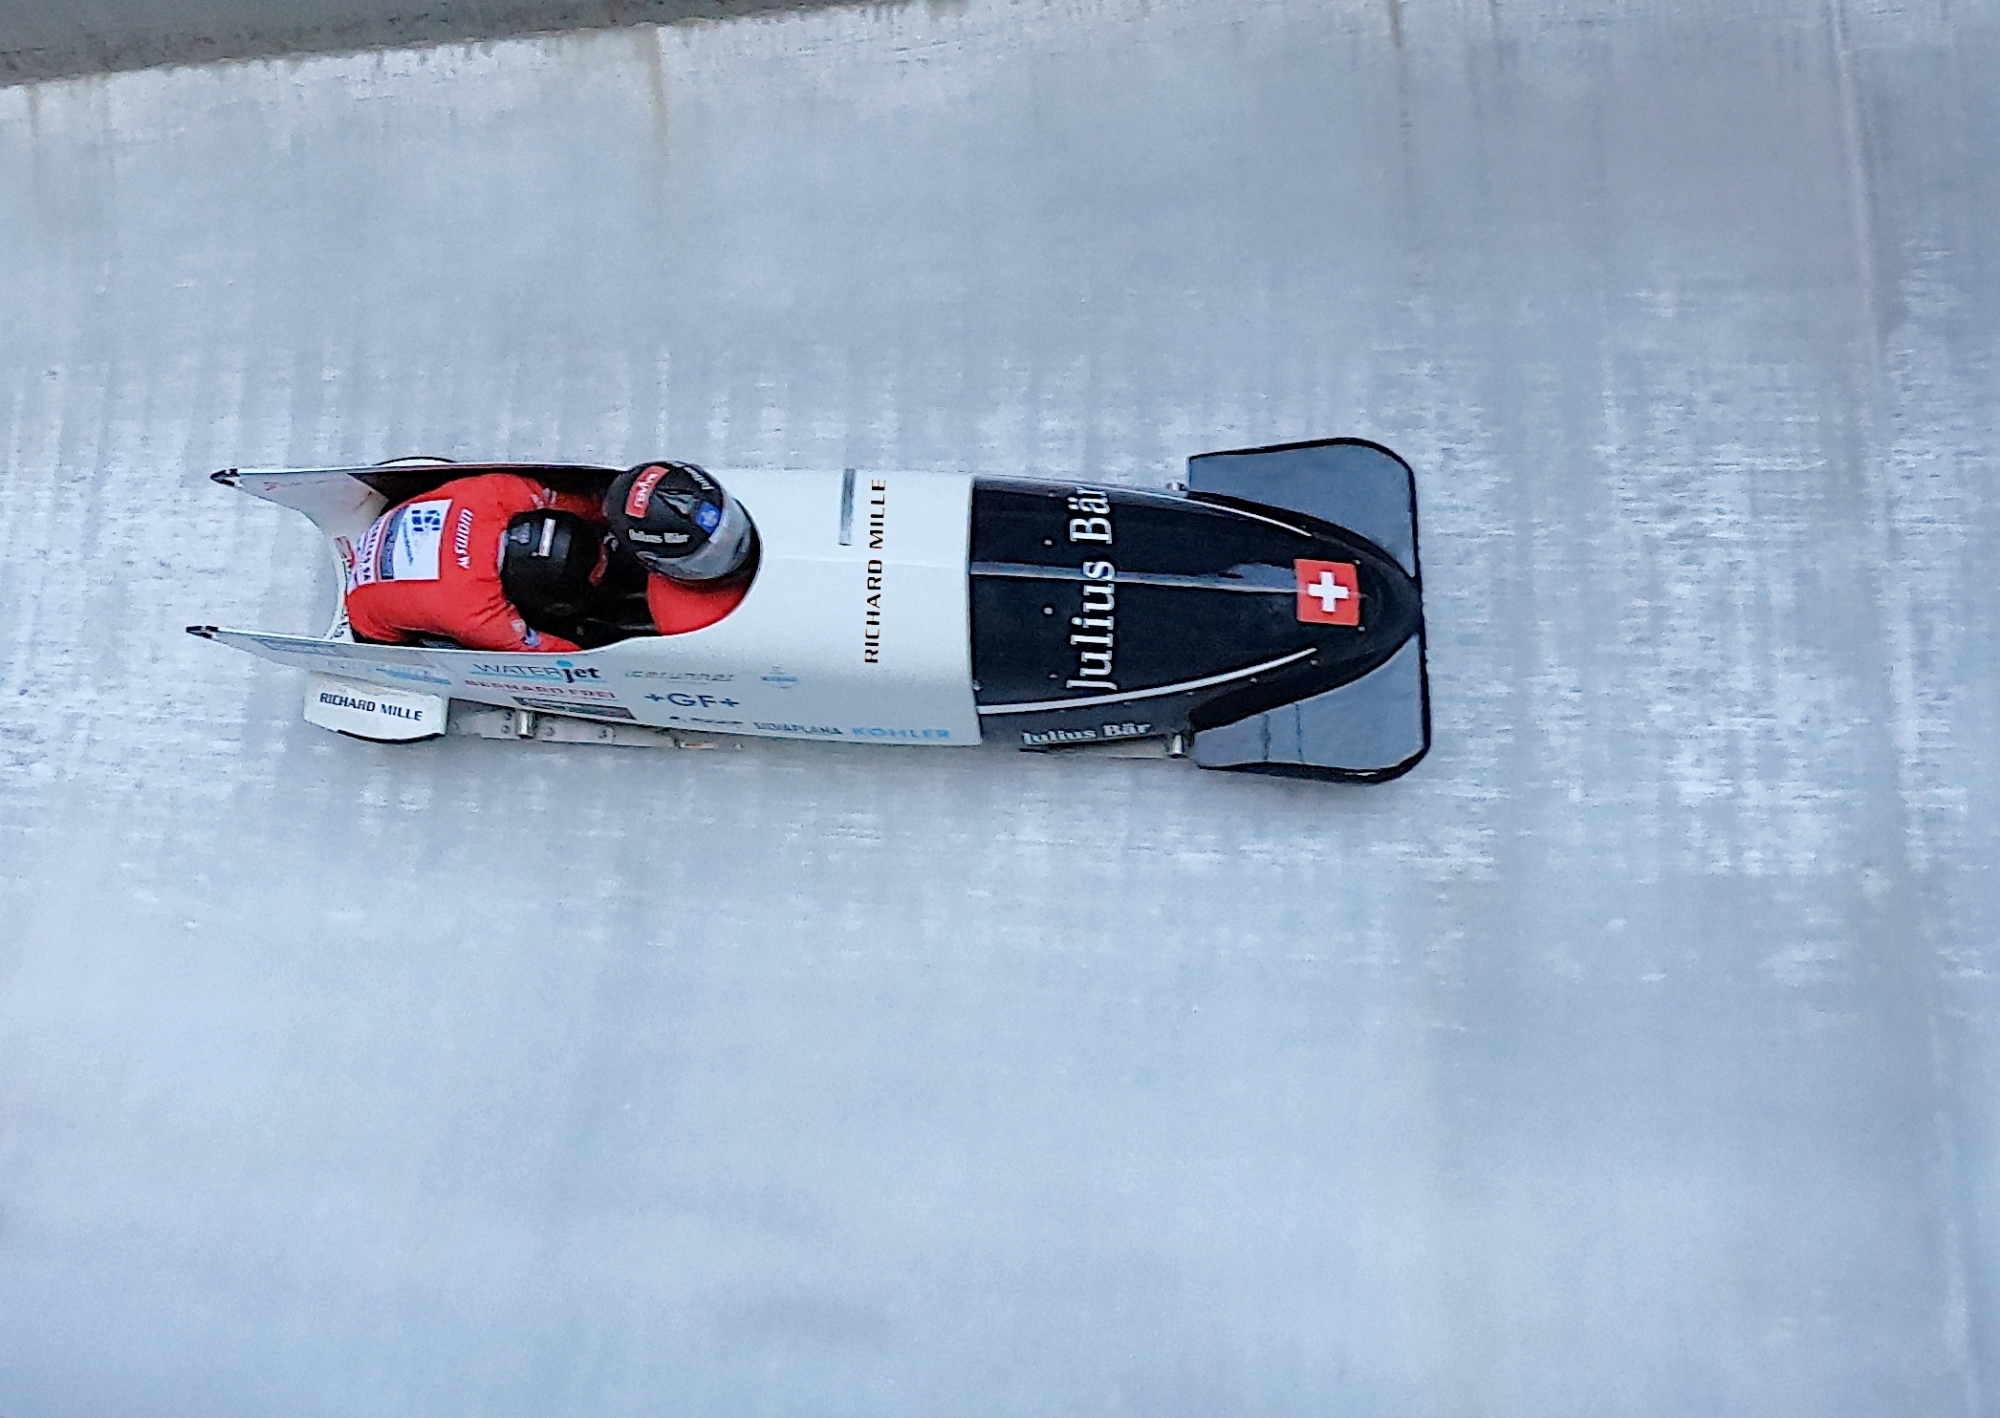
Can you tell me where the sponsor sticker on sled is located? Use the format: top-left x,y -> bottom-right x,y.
1295,560 -> 1361,626
302,672 -> 447,742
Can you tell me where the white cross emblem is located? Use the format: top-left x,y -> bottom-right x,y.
1307,571 -> 1352,613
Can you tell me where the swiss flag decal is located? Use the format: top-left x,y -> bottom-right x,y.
1295,559 -> 1362,626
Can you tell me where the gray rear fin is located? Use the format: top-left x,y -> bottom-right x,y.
1192,635 -> 1430,782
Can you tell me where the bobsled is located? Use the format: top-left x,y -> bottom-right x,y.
190,438 -> 1430,782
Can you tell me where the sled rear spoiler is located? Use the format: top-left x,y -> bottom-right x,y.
1185,439 -> 1431,783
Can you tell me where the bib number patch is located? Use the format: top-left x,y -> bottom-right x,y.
350,498 -> 451,589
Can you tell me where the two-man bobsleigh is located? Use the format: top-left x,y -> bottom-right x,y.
189,438 -> 1431,782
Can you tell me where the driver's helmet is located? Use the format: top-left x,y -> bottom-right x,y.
605,462 -> 755,583
499,510 -> 601,620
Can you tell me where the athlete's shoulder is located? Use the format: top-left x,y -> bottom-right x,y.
438,470 -> 548,507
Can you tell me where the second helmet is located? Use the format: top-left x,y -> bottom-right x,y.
604,462 -> 755,583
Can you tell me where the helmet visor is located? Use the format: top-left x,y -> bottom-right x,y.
638,494 -> 754,582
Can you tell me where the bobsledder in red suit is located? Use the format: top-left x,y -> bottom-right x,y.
344,463 -> 757,652
344,473 -> 606,653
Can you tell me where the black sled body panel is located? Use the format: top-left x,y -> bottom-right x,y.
968,466 -> 1425,770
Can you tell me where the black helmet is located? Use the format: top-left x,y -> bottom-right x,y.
605,462 -> 755,583
500,510 -> 601,620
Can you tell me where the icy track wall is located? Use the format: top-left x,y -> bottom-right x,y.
2,1 -> 1997,1414
0,0 -> 864,85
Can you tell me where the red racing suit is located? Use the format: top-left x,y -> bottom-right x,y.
344,474 -> 603,653
646,574 -> 750,635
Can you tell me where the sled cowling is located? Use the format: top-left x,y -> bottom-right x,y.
1185,439 -> 1430,782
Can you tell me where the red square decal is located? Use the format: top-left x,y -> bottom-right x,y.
1295,559 -> 1361,626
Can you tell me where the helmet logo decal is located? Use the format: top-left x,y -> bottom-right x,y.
626,465 -> 669,517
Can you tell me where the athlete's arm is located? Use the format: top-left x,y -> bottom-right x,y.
454,585 -> 582,654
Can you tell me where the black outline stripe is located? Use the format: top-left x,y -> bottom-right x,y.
978,648 -> 1314,716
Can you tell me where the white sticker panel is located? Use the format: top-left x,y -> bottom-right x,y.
383,498 -> 450,582
300,672 -> 449,741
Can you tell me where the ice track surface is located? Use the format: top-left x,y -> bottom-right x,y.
3,1 -> 1998,1413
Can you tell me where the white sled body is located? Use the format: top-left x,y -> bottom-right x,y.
198,465 -> 980,746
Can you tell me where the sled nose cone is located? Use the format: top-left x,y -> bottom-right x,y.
1179,520 -> 1422,737
1183,437 -> 1429,781
1186,539 -> 1429,780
